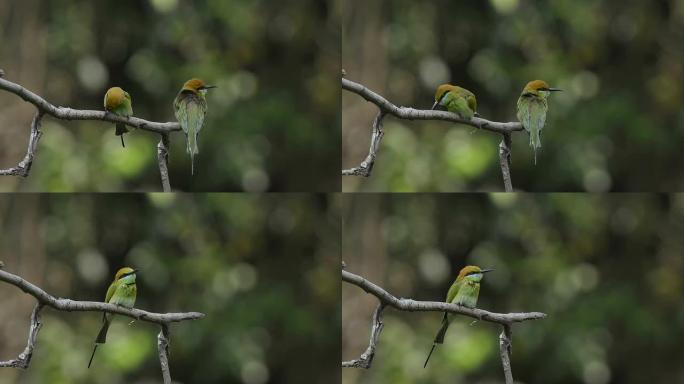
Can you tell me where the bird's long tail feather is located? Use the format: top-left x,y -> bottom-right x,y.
529,127 -> 541,165
95,320 -> 110,344
424,344 -> 437,368
424,313 -> 450,368
89,315 -> 110,368
115,123 -> 127,148
88,344 -> 99,368
186,130 -> 199,175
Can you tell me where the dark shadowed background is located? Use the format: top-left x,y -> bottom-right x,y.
343,194 -> 684,384
0,194 -> 340,383
0,0 -> 339,192
342,0 -> 684,192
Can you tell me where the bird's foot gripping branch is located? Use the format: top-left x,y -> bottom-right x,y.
341,265 -> 546,384
0,70 -> 180,191
0,268 -> 204,384
341,75 -> 524,191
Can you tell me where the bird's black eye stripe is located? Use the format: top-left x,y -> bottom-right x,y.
466,271 -> 480,276
439,90 -> 450,103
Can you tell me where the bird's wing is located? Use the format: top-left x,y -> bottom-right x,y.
517,96 -> 545,130
527,99 -> 547,132
174,94 -> 190,135
446,95 -> 471,117
112,101 -> 133,118
122,97 -> 133,116
462,90 -> 477,113
174,92 -> 206,136
534,99 -> 547,129
186,96 -> 206,135
104,281 -> 117,304
467,95 -> 477,114
445,279 -> 462,304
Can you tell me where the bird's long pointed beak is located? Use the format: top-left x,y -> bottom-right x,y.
431,101 -> 439,110
480,269 -> 494,273
203,85 -> 217,89
549,88 -> 562,92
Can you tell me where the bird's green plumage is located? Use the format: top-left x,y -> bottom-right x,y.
516,80 -> 560,164
517,93 -> 547,164
424,266 -> 491,368
104,87 -> 134,147
433,275 -> 480,344
452,278 -> 481,308
89,268 -> 137,368
174,91 -> 207,175
173,78 -> 215,175
433,84 -> 477,119
442,90 -> 477,119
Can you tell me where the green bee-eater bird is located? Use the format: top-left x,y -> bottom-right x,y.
173,78 -> 216,175
432,84 -> 478,120
516,80 -> 562,164
104,87 -> 134,148
424,265 -> 493,368
88,267 -> 138,368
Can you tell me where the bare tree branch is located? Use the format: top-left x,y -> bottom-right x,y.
499,133 -> 513,192
342,111 -> 385,177
499,324 -> 514,384
342,269 -> 545,323
0,304 -> 43,369
342,267 -> 546,381
342,78 -> 522,133
158,324 -> 172,384
0,267 -> 204,382
0,269 -> 204,324
0,112 -> 44,177
342,303 -> 385,368
0,71 -> 180,190
0,76 -> 180,133
343,76 -> 524,190
157,133 -> 172,192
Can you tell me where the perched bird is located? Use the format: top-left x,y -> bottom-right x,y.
432,84 -> 478,120
173,78 -> 216,175
424,265 -> 493,368
88,267 -> 138,368
103,87 -> 134,147
516,80 -> 562,164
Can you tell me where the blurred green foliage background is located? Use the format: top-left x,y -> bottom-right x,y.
343,194 -> 684,383
0,194 -> 340,383
342,0 -> 684,191
0,0 -> 339,192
